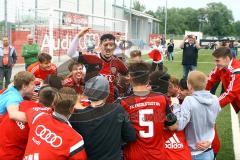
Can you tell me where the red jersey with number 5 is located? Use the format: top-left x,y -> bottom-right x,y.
121,92 -> 174,160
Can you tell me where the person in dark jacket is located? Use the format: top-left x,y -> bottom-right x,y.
70,75 -> 136,160
180,35 -> 200,79
0,36 -> 17,89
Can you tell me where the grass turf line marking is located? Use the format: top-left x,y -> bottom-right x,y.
230,106 -> 240,160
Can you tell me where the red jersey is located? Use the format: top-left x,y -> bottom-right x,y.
121,92 -> 176,160
63,76 -> 84,94
27,62 -> 57,80
99,54 -> 128,103
0,101 -> 52,160
163,130 -> 192,160
206,59 -> 240,113
23,110 -> 87,160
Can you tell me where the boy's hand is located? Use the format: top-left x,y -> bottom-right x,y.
77,27 -> 91,38
196,141 -> 211,150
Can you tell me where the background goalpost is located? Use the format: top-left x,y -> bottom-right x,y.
33,8 -> 128,58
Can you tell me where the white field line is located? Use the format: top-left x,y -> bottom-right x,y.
230,106 -> 240,160
145,59 -> 213,64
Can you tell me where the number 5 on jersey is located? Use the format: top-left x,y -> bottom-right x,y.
139,109 -> 154,138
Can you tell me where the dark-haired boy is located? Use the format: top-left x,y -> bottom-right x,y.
27,53 -> 57,80
68,28 -> 128,102
121,62 -> 178,160
206,47 -> 240,113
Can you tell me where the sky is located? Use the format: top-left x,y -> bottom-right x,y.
139,0 -> 240,21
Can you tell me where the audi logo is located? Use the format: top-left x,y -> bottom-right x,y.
35,125 -> 63,148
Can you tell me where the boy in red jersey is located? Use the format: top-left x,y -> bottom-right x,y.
28,53 -> 57,80
121,62 -> 178,160
68,27 -> 128,103
0,86 -> 56,160
63,61 -> 85,94
206,47 -> 240,113
161,77 -> 192,160
23,87 -> 87,160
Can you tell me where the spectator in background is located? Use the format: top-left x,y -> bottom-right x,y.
161,35 -> 166,48
229,41 -> 237,58
167,39 -> 175,61
180,35 -> 201,79
114,32 -> 124,60
27,53 -> 57,80
149,38 -> 164,72
86,36 -> 95,54
0,36 -> 17,89
21,34 -> 40,70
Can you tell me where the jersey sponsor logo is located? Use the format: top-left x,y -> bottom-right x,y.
102,74 -> 115,83
23,153 -> 39,160
165,133 -> 184,149
32,107 -> 51,112
110,67 -> 117,74
35,125 -> 62,148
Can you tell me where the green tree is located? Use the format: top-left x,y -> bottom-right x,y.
201,2 -> 234,36
145,10 -> 156,18
132,0 -> 146,12
233,21 -> 240,36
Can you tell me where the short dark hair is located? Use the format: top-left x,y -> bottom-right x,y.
128,62 -> 150,85
43,75 -> 63,90
39,86 -> 57,107
14,71 -> 35,90
53,87 -> 77,116
178,78 -> 188,90
212,47 -> 232,59
149,71 -> 170,94
100,34 -> 115,44
38,53 -> 52,63
130,50 -> 141,58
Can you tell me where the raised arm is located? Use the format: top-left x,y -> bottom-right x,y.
68,27 -> 91,58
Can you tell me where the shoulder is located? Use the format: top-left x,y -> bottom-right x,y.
181,96 -> 193,105
28,62 -> 39,72
63,77 -> 73,85
19,100 -> 40,111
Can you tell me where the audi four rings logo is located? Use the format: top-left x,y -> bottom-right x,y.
35,125 -> 63,148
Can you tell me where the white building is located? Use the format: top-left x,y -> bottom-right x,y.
0,0 -> 160,44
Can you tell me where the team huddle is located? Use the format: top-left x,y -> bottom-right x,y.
0,27 -> 240,160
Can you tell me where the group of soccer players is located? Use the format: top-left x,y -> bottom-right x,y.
0,27 -> 239,160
